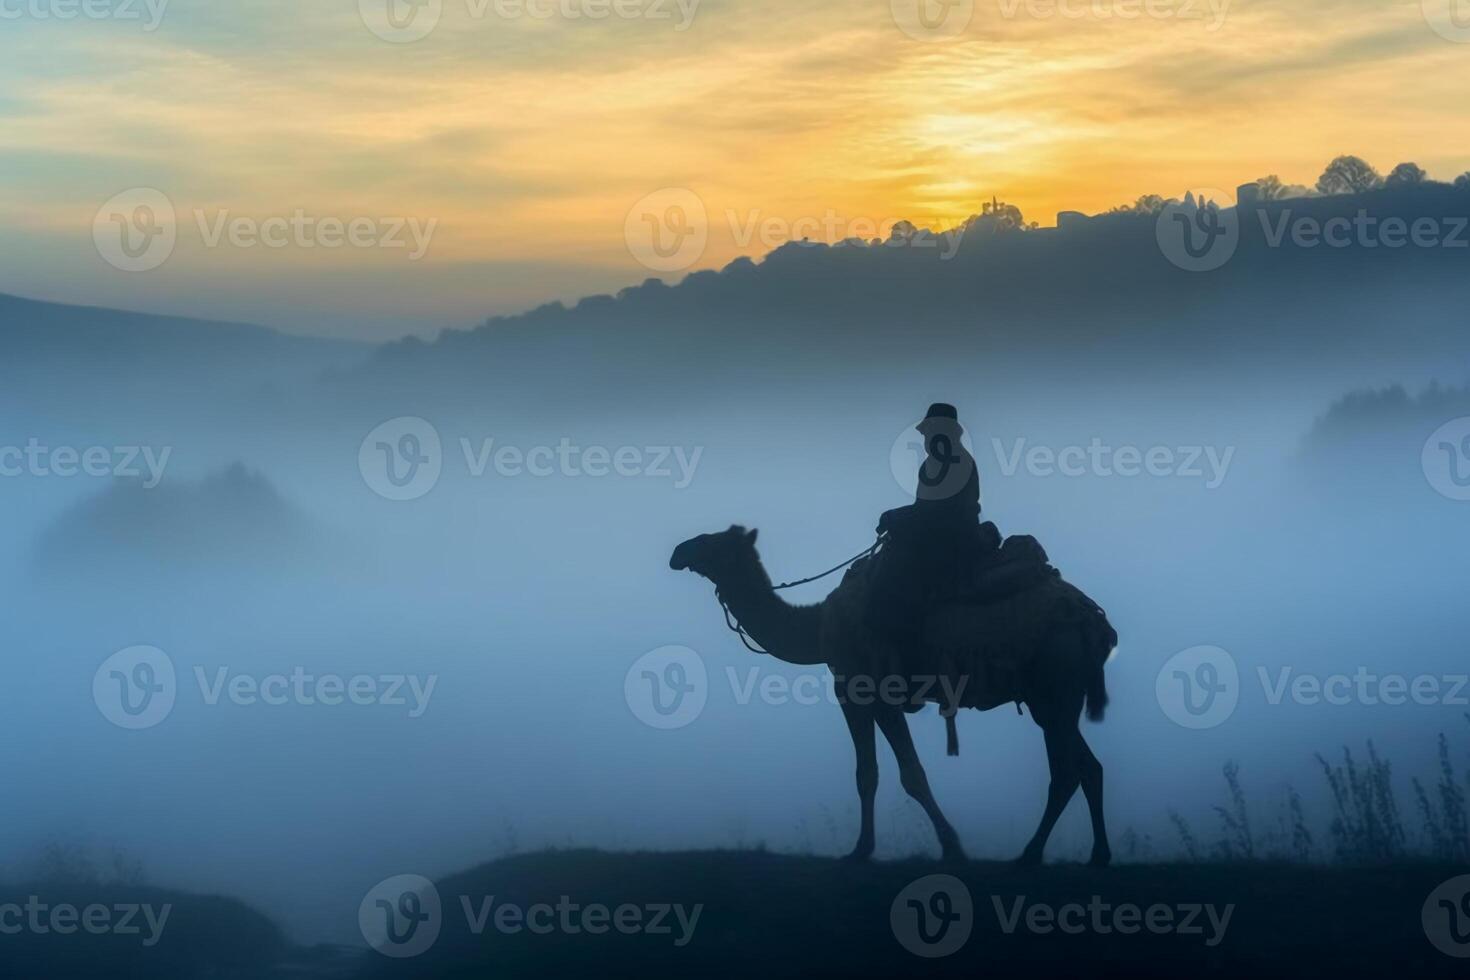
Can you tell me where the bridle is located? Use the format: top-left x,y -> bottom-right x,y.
717,535 -> 885,655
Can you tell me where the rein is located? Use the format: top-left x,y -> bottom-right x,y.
771,535 -> 885,591
719,536 -> 884,655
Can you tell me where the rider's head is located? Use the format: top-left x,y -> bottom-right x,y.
917,403 -> 962,449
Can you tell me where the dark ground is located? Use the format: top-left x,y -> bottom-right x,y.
353,850 -> 1465,979
6,852 -> 1467,979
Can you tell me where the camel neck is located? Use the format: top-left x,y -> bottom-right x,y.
716,566 -> 824,667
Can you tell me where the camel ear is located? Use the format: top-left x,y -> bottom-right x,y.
746,528 -> 759,545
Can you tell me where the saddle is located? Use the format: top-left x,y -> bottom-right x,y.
872,510 -> 1057,607
929,524 -> 1060,605
836,519 -> 1112,755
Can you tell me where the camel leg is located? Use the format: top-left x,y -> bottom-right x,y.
874,707 -> 966,862
1075,733 -> 1110,867
1015,721 -> 1082,867
840,700 -> 877,861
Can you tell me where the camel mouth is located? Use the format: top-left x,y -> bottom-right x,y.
669,544 -> 692,571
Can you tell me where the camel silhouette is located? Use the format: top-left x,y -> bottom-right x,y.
670,525 -> 1117,867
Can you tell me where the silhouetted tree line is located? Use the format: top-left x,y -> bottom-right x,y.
1112,155 -> 1470,213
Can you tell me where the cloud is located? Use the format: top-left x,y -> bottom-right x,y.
1,0 -> 1468,334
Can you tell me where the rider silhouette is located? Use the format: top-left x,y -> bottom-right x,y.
871,403 -> 983,639
913,403 -> 980,524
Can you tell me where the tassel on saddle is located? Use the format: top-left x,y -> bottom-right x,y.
943,699 -> 1023,757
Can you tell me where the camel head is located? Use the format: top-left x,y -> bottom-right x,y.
669,525 -> 760,585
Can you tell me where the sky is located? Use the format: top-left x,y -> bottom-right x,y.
2,0 -> 1469,339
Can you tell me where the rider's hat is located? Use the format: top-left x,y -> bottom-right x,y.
922,402 -> 959,422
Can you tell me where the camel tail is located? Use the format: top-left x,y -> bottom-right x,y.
1084,615 -> 1117,723
1085,662 -> 1109,722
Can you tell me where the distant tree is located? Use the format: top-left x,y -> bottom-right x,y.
1316,155 -> 1382,195
1254,175 -> 1288,200
981,197 -> 1025,228
888,219 -> 918,242
1385,162 -> 1428,187
1455,172 -> 1470,189
1108,194 -> 1174,215
961,197 -> 1028,233
1249,176 -> 1312,201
